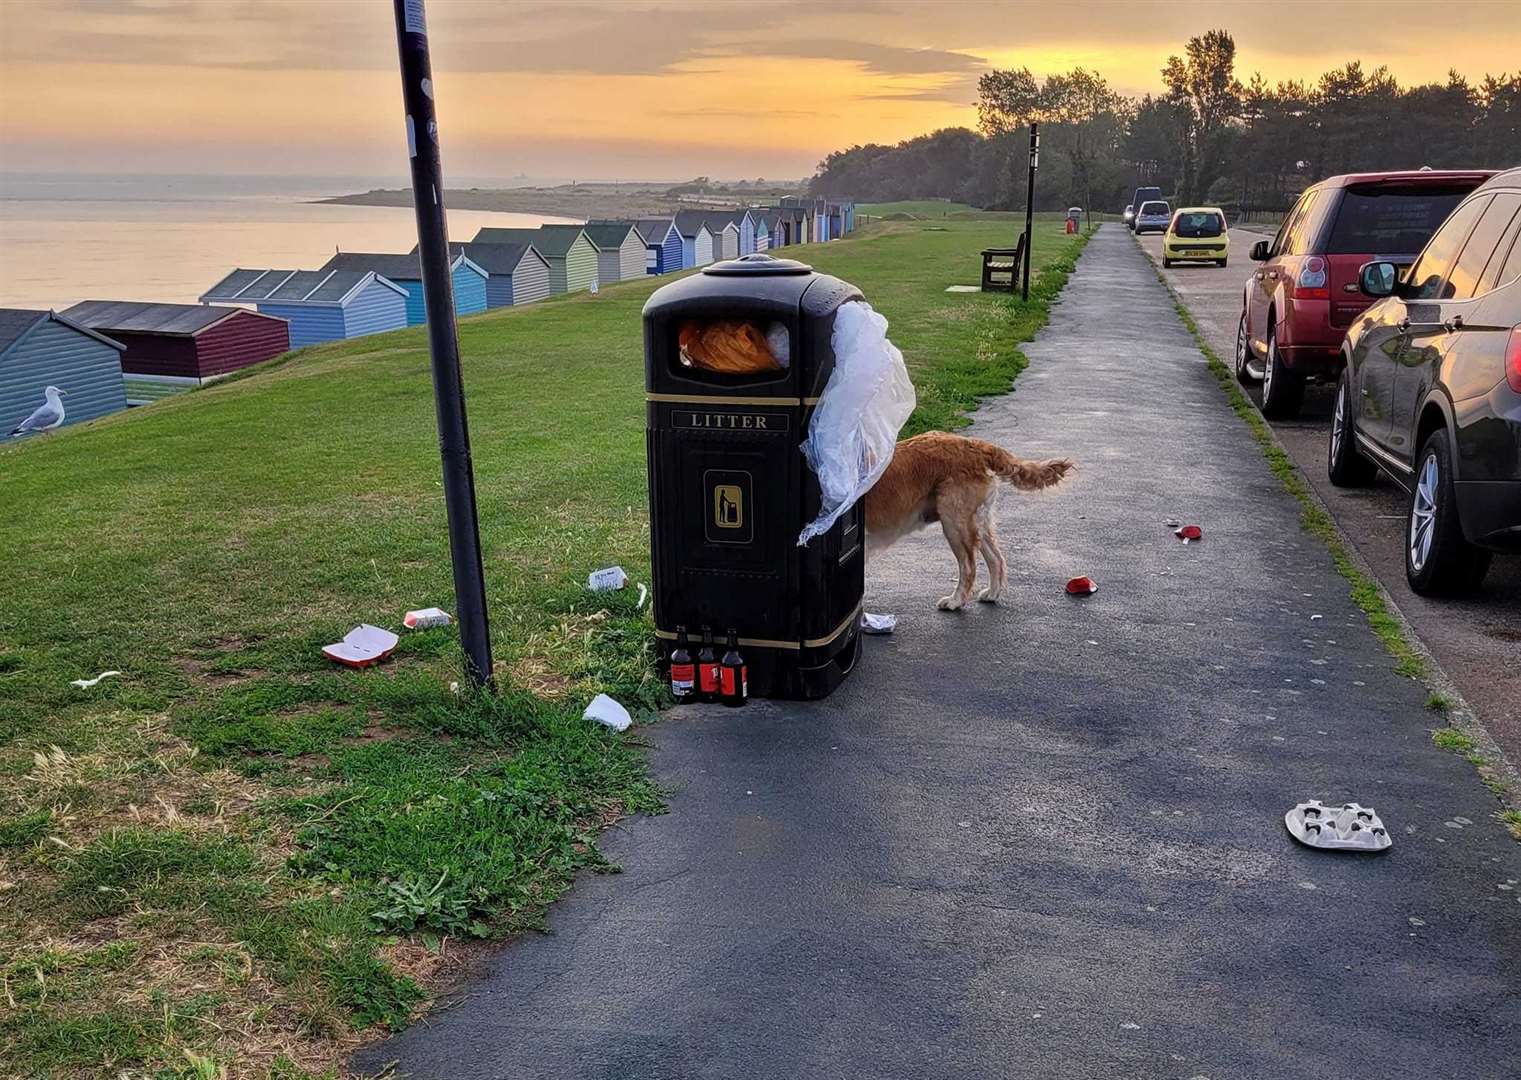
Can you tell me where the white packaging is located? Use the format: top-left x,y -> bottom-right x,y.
797,301 -> 917,545
403,606 -> 452,629
583,693 -> 632,732
587,566 -> 628,591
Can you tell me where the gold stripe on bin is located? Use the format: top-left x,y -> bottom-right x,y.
647,393 -> 801,406
653,605 -> 861,652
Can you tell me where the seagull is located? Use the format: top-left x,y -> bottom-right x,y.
9,385 -> 66,437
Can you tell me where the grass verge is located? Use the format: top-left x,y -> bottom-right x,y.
0,216 -> 1089,1075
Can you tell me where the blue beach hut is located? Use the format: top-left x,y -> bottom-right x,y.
200,269 -> 409,348
320,251 -> 488,326
635,218 -> 682,274
1,308 -> 127,440
428,242 -> 551,308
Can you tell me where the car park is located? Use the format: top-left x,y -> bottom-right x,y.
1128,186 -> 1161,230
1234,169 -> 1495,418
1162,207 -> 1229,267
1132,200 -> 1171,235
1327,167 -> 1521,594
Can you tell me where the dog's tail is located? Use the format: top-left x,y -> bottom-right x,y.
982,443 -> 1073,491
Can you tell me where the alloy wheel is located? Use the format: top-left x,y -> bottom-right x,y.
1330,382 -> 1346,462
1263,333 -> 1275,399
1409,453 -> 1439,573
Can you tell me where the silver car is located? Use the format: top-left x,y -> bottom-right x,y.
1133,200 -> 1172,234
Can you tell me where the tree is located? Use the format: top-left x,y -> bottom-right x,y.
1162,29 -> 1242,203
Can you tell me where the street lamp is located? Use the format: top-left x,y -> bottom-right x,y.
1022,123 -> 1039,302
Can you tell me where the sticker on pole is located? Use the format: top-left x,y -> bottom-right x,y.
403,0 -> 427,35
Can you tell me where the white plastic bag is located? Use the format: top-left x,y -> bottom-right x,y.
797,301 -> 916,545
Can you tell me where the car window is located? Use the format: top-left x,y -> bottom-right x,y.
1284,191 -> 1322,255
1447,193 -> 1521,299
1473,195 -> 1521,295
1271,193 -> 1309,256
1498,226 -> 1521,291
1405,195 -> 1491,300
1324,185 -> 1471,256
1141,201 -> 1169,215
1173,212 -> 1224,237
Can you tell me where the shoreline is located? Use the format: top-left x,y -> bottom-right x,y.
316,184 -> 806,222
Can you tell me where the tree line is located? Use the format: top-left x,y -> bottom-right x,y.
810,30 -> 1519,213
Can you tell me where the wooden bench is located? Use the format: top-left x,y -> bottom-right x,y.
980,238 -> 1025,293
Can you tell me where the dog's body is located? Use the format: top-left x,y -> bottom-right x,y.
865,432 -> 1072,610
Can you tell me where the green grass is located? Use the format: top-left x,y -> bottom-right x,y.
0,218 -> 1089,1073
857,199 -> 980,218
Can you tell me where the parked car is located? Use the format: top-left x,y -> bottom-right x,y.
1235,169 -> 1495,418
1133,200 -> 1172,235
1122,204 -> 1136,228
1128,186 -> 1162,230
1163,207 -> 1230,267
1327,166 -> 1521,594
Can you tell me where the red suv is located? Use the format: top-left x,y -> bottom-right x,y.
1234,170 -> 1495,417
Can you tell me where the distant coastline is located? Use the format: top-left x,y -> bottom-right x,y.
317,182 -> 806,222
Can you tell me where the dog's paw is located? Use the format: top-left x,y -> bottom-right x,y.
937,595 -> 965,611
977,587 -> 1001,604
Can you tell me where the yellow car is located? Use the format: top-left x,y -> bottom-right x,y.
1162,207 -> 1229,267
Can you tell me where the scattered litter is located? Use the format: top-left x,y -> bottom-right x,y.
69,670 -> 121,689
1174,524 -> 1203,544
1408,917 -> 1426,927
1310,614 -> 1323,621
1163,517 -> 1181,528
583,693 -> 632,732
1285,800 -> 1392,852
321,625 -> 399,669
1066,576 -> 1098,596
944,284 -> 981,293
403,606 -> 452,629
587,566 -> 628,591
636,583 -> 649,611
861,612 -> 897,634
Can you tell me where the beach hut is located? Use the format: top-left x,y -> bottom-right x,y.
635,218 -> 683,275
62,301 -> 289,405
673,212 -> 715,268
199,269 -> 408,348
583,222 -> 648,284
703,214 -> 741,260
319,252 -> 487,326
429,242 -> 550,307
2,308 -> 126,439
473,226 -> 598,295
734,209 -> 757,256
749,209 -> 772,252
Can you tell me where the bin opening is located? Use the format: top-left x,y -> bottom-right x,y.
677,318 -> 790,374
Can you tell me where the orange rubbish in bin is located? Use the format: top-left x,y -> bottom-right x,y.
678,319 -> 785,374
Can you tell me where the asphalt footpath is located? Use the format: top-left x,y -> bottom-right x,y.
356,225 -> 1520,1080
1135,227 -> 1521,765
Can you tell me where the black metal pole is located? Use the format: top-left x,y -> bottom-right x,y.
1022,122 -> 1038,302
392,0 -> 493,687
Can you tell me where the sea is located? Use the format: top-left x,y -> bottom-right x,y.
0,173 -> 577,310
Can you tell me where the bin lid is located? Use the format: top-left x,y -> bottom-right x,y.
703,253 -> 812,276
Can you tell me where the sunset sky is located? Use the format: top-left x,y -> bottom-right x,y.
3,0 -> 1518,183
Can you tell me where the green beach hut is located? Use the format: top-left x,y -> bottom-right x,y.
474,225 -> 598,295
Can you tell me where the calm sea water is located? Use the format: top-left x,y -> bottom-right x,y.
0,173 -> 577,309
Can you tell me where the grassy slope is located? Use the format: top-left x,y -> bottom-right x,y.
857,199 -> 979,218
0,214 -> 1086,1077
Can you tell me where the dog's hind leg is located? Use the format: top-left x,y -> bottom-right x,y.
937,512 -> 980,611
976,509 -> 1007,603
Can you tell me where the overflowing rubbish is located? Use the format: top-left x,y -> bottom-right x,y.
798,301 -> 916,545
636,583 -> 649,611
583,693 -> 632,732
678,318 -> 788,373
1174,524 -> 1203,544
860,612 -> 897,634
321,625 -> 399,669
1285,800 -> 1392,852
403,606 -> 452,629
587,566 -> 628,591
1066,576 -> 1098,596
69,670 -> 121,689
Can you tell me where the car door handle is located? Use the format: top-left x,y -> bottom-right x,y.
1443,315 -> 1464,332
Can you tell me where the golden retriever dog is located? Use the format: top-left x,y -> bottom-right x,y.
865,432 -> 1072,610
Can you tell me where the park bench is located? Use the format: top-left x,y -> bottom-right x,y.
980,237 -> 1025,293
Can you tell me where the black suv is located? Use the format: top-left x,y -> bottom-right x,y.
1327,167 -> 1521,594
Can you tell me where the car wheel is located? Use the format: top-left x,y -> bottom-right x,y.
1327,370 -> 1376,487
1260,324 -> 1304,419
1163,257 -> 1173,267
1234,312 -> 1261,385
1406,430 -> 1491,594
1217,258 -> 1228,268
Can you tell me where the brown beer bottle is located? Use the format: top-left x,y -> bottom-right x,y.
697,626 -> 720,704
669,626 -> 696,704
720,629 -> 747,707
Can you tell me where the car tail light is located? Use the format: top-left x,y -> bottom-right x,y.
1297,257 -> 1330,300
1506,326 -> 1521,394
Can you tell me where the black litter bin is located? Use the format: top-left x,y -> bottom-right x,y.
643,253 -> 865,700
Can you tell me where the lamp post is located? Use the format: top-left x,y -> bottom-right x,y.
392,0 -> 494,687
1022,123 -> 1039,302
